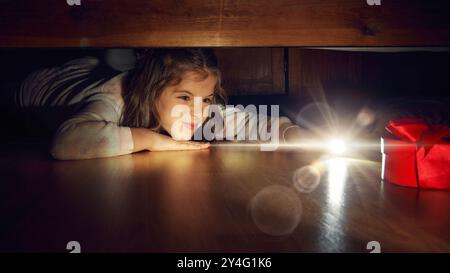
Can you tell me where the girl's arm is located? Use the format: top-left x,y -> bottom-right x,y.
130,128 -> 209,152
50,118 -> 134,160
209,105 -> 311,143
278,117 -> 314,143
50,100 -> 208,160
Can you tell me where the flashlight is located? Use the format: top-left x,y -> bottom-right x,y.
327,138 -> 347,155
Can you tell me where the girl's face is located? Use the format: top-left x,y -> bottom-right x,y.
155,71 -> 217,140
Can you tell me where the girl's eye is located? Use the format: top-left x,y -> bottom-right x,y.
203,98 -> 212,104
177,96 -> 190,101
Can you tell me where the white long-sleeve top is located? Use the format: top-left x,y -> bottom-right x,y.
16,57 -> 290,160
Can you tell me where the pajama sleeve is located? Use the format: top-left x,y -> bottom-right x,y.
206,105 -> 292,141
49,97 -> 134,160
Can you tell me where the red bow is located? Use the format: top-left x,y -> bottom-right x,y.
386,118 -> 450,156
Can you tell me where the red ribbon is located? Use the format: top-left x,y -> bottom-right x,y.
386,118 -> 450,155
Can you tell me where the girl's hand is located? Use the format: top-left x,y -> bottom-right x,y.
131,128 -> 210,152
149,132 -> 210,151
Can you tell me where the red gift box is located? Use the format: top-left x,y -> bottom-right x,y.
381,118 -> 450,190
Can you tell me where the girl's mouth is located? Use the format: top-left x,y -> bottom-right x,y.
182,122 -> 197,131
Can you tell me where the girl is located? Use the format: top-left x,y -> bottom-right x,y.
14,48 -> 304,160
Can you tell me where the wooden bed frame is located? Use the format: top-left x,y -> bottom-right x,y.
1,0 -> 449,47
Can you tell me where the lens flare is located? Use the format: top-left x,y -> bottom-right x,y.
327,138 -> 347,155
250,185 -> 302,236
356,107 -> 376,127
295,102 -> 339,137
292,165 -> 321,193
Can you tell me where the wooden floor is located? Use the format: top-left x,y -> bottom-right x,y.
1,141 -> 450,253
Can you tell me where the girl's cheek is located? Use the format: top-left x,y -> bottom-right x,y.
160,107 -> 174,131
